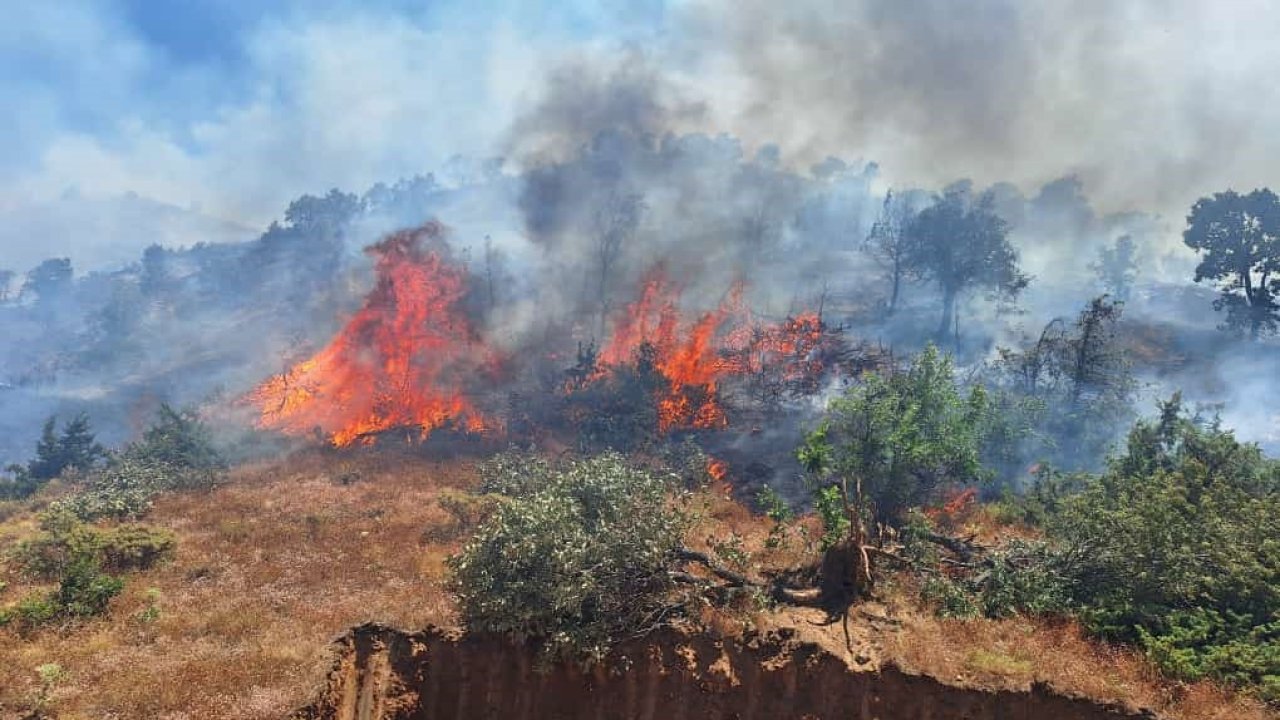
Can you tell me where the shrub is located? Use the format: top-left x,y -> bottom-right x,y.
449,453 -> 689,664
1048,396 -> 1280,700
800,345 -> 989,527
0,557 -> 123,632
98,524 -> 177,572
11,507 -> 174,579
478,448 -> 552,497
53,556 -> 125,619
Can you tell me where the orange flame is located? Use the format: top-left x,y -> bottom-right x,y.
596,266 -> 832,431
707,458 -> 728,482
598,267 -> 743,431
249,224 -> 495,446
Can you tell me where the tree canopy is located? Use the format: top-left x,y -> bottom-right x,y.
902,186 -> 1028,340
1183,188 -> 1280,339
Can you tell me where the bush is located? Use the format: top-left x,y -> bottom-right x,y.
0,557 -> 123,632
11,508 -> 175,578
1048,396 -> 1280,700
449,453 -> 689,664
800,345 -> 989,527
54,454 -> 176,521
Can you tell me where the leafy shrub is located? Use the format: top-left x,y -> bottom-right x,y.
1048,396 -> 1280,700
450,453 -> 689,664
12,508 -> 175,578
800,345 -> 989,526
55,454 -> 176,521
52,405 -> 224,521
53,556 -> 125,619
478,448 -> 552,497
98,524 -> 177,572
0,557 -> 123,632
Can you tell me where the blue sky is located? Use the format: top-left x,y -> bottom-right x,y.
0,0 -> 668,231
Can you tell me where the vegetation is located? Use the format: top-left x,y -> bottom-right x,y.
449,453 -> 690,663
988,295 -> 1136,480
900,185 -> 1029,340
1091,235 -> 1139,302
1047,396 -> 1280,701
54,405 -> 224,521
799,345 -> 989,526
2,414 -> 106,499
1183,188 -> 1280,339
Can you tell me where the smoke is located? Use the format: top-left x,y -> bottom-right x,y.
674,0 -> 1280,219
2,0 -> 1279,469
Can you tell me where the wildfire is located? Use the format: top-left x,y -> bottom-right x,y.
595,265 -> 834,432
249,224 -> 496,446
707,458 -> 728,482
598,267 -> 744,431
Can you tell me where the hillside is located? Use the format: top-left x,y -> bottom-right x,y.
0,449 -> 1269,719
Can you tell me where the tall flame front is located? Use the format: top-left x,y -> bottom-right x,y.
250,225 -> 493,446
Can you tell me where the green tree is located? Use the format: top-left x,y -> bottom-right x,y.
903,185 -> 1028,340
800,345 -> 989,526
1183,188 -> 1280,340
2,414 -> 112,500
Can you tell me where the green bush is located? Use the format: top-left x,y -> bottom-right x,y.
53,556 -> 124,619
800,345 -> 989,526
1047,396 -> 1280,700
12,508 -> 175,578
478,448 -> 552,497
449,453 -> 689,664
98,524 -> 177,572
0,557 -> 123,632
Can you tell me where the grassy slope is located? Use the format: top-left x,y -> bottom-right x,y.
0,450 -> 1271,719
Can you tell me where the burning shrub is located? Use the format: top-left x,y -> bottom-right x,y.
449,453 -> 689,664
562,342 -> 665,452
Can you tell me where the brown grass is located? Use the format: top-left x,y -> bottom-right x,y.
0,451 -> 1272,720
0,448 -> 472,719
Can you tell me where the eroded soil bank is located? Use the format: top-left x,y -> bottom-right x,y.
292,623 -> 1158,720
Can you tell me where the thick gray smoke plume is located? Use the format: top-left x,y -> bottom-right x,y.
676,0 -> 1280,217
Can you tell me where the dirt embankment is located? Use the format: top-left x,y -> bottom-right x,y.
293,623 -> 1159,720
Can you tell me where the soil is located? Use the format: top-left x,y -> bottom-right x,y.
293,623 -> 1159,720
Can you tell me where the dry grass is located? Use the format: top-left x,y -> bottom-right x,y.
0,448 -> 473,719
0,450 -> 1272,720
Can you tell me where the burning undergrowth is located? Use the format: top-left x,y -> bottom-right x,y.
246,222 -> 875,461
249,223 -> 504,448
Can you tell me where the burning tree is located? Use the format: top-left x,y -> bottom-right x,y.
249,223 -> 500,446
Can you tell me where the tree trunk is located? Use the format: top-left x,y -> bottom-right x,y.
888,259 -> 901,316
937,287 -> 957,341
